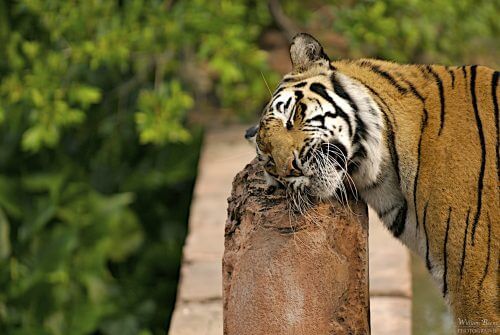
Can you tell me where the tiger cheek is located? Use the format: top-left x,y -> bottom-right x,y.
256,125 -> 273,155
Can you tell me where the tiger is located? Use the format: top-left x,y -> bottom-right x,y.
247,33 -> 499,330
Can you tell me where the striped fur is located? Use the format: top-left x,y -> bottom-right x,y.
253,33 -> 499,330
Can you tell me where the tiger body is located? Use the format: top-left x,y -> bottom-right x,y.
253,33 -> 499,328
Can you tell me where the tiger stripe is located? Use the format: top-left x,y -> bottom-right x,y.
293,81 -> 307,88
459,208 -> 471,279
255,33 -> 498,325
492,71 -> 499,183
348,79 -> 402,184
447,66 -> 456,88
422,201 -> 432,270
331,74 -> 369,161
413,108 -> 429,231
442,207 -> 452,297
461,65 -> 468,79
331,73 -> 354,106
425,66 -> 446,135
402,78 -> 425,102
389,200 -> 408,237
358,60 -> 408,94
477,213 -> 492,301
309,82 -> 353,138
469,65 -> 486,245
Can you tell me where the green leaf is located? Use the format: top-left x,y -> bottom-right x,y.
0,176 -> 22,219
22,124 -> 60,152
0,207 -> 11,260
19,204 -> 57,242
134,82 -> 193,145
69,85 -> 102,107
107,212 -> 143,262
0,106 -> 5,124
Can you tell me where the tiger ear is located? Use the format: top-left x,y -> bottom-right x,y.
290,33 -> 330,72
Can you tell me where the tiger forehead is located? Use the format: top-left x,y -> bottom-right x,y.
269,76 -> 330,109
258,74 -> 333,148
257,118 -> 307,153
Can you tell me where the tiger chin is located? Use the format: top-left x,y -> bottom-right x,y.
248,33 -> 498,330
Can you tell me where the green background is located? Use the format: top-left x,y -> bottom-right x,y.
0,1 -> 497,334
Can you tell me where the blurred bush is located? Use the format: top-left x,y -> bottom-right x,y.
283,0 -> 499,66
334,0 -> 499,65
0,0 -> 273,334
0,0 -> 497,334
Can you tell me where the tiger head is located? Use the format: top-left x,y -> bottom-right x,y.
250,33 -> 384,204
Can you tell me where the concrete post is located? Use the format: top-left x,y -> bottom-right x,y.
223,159 -> 370,335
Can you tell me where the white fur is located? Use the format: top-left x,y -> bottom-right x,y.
256,70 -> 431,263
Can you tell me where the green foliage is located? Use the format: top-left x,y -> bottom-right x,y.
0,0 -> 272,334
333,0 -> 500,65
282,0 -> 499,66
0,0 -> 273,154
1,178 -> 141,334
0,0 -> 497,334
135,82 -> 193,145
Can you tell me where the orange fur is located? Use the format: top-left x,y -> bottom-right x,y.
255,34 -> 498,331
333,60 -> 498,323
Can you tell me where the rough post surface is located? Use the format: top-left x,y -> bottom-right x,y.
223,159 -> 370,335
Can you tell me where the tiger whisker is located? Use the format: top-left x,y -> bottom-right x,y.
260,71 -> 273,97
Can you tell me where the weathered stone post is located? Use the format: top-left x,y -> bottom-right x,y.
223,160 -> 370,335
